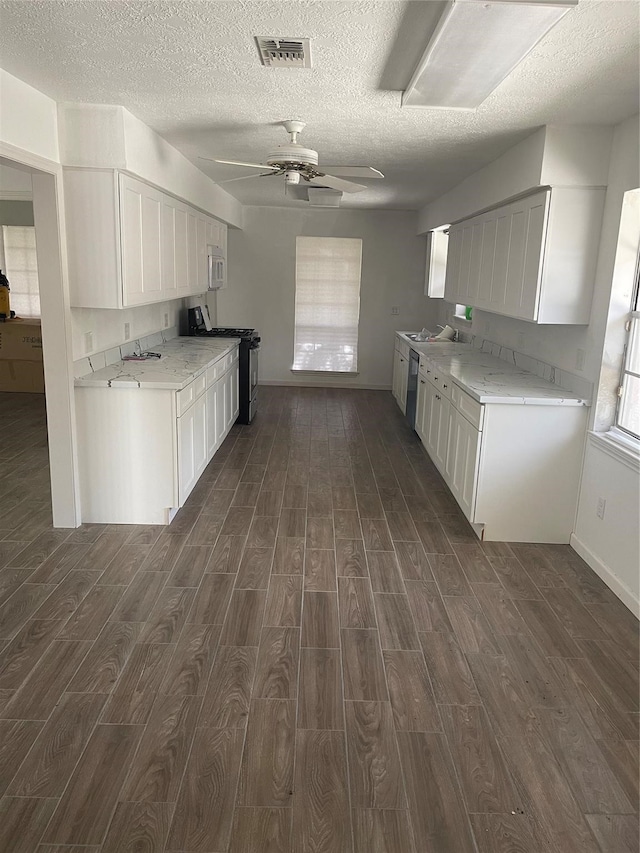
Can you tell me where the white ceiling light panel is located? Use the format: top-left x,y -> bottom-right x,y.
403,0 -> 578,110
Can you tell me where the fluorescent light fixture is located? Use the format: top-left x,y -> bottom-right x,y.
402,0 -> 577,110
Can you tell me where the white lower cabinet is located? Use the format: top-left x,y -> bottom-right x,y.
76,346 -> 239,524
392,338 -> 410,414
446,407 -> 481,520
178,391 -> 207,504
415,360 -> 587,542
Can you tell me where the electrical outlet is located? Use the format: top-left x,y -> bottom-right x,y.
576,348 -> 586,371
163,313 -> 169,329
124,322 -> 131,341
391,306 -> 400,315
596,497 -> 606,519
84,331 -> 94,353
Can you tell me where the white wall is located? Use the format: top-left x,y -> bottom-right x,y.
417,125 -> 612,233
58,104 -> 243,228
217,206 -> 435,388
0,69 -> 59,163
71,300 -> 185,361
573,436 -> 639,616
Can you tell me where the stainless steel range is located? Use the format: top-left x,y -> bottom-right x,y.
187,311 -> 260,424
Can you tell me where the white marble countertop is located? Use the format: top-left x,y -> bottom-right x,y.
396,334 -> 589,406
75,337 -> 240,390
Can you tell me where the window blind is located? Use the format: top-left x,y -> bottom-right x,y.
293,236 -> 362,372
2,226 -> 40,318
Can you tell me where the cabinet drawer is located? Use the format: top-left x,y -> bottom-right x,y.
419,356 -> 434,379
431,370 -> 452,400
177,372 -> 207,415
452,384 -> 484,430
206,349 -> 239,387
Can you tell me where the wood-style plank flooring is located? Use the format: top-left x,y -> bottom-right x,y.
0,387 -> 638,852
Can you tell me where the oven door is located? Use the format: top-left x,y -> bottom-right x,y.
249,344 -> 259,395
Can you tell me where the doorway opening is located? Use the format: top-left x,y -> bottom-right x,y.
0,154 -> 80,534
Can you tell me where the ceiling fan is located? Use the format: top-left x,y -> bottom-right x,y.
200,120 -> 384,194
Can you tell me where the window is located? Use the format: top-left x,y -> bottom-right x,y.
615,253 -> 640,440
1,226 -> 40,318
293,236 -> 362,373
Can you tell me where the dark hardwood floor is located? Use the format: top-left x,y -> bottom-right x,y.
0,386 -> 638,852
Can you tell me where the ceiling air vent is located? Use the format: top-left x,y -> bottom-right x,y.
255,37 -> 312,68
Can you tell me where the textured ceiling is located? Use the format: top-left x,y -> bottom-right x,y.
0,0 -> 638,210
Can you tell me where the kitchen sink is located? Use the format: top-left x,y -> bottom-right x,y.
406,332 -> 431,341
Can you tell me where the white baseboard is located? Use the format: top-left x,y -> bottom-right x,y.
570,534 -> 640,618
259,380 -> 392,390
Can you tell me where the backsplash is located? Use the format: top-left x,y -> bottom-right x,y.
73,326 -> 179,378
456,327 -> 594,401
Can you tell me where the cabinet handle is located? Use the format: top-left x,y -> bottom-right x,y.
436,394 -> 441,400
420,379 -> 425,384
435,376 -> 439,381
443,383 -> 448,389
426,369 -> 431,374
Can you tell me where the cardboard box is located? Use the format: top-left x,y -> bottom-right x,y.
0,318 -> 43,361
0,358 -> 45,393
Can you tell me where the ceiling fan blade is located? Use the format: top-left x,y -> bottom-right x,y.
219,172 -> 281,184
308,174 -> 367,194
319,166 -> 384,179
199,157 -> 279,171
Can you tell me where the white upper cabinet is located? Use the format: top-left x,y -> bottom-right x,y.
444,186 -> 605,324
120,175 -> 163,306
64,168 -> 228,309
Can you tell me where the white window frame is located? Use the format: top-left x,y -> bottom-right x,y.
1,225 -> 40,318
614,252 -> 640,441
292,236 -> 362,374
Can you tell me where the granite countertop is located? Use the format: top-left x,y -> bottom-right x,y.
397,335 -> 589,406
75,337 -> 240,390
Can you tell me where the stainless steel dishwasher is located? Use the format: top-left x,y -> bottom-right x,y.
405,348 -> 420,430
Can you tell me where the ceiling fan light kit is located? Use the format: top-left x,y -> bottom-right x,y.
203,120 -> 385,200
403,0 -> 578,110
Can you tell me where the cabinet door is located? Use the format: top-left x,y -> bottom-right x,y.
435,396 -> 452,472
444,225 -> 462,303
174,204 -> 189,296
230,363 -> 239,421
416,376 -> 428,443
519,196 -> 547,320
477,217 -> 496,309
448,410 -> 482,521
161,199 -> 178,300
215,373 -> 226,444
398,352 -> 408,414
206,381 -> 219,460
206,217 -> 222,251
177,394 -> 207,505
425,383 -> 440,461
197,215 -> 208,293
187,210 -> 198,293
489,211 -> 511,313
467,220 -> 483,305
457,223 -> 474,303
120,176 -> 163,306
392,349 -> 401,402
